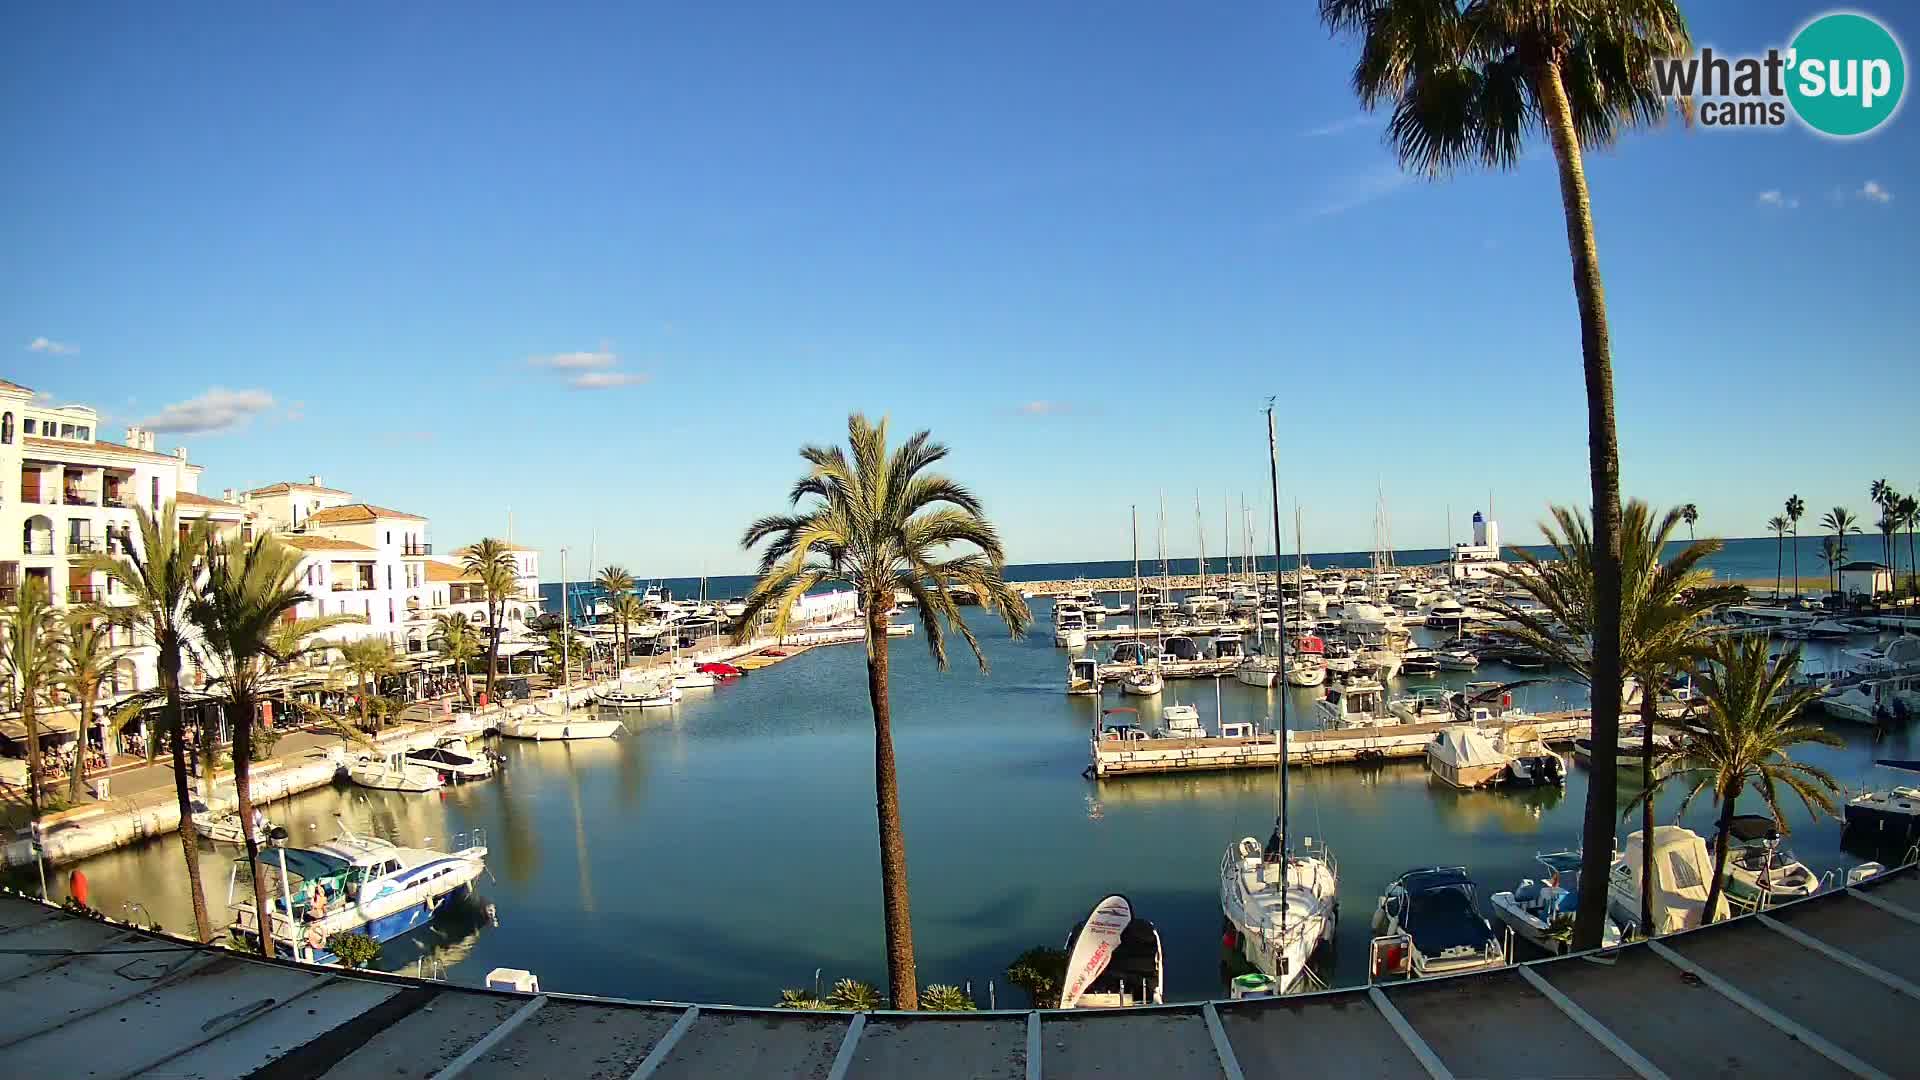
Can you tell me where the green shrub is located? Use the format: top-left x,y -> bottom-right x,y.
325,931 -> 381,969
1006,945 -> 1068,1008
920,984 -> 977,1011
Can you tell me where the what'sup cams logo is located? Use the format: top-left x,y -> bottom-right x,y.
1654,11 -> 1906,137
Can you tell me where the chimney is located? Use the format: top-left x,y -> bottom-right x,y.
222,488 -> 237,503
308,474 -> 323,487
174,447 -> 189,461
125,425 -> 152,451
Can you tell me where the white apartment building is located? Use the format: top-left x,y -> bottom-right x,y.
238,485 -> 433,654
428,544 -> 544,647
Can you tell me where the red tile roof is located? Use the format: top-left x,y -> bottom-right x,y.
302,503 -> 425,526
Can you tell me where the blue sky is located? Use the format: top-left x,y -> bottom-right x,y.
4,2 -> 1915,576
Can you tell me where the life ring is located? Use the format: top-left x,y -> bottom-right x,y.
305,923 -> 325,954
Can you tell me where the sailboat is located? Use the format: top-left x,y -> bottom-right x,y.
502,548 -> 621,741
1220,403 -> 1339,996
1120,506 -> 1164,696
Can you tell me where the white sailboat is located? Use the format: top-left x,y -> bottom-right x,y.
1220,403 -> 1338,997
502,548 -> 622,741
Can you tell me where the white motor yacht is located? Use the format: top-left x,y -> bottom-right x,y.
191,800 -> 271,846
1054,606 -> 1090,648
1436,648 -> 1480,671
1159,703 -> 1204,738
1316,678 -> 1391,729
1390,689 -> 1455,726
346,751 -> 444,793
1819,674 -> 1920,724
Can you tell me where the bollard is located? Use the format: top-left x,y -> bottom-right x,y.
68,869 -> 89,908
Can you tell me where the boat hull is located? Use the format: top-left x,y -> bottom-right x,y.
501,719 -> 622,741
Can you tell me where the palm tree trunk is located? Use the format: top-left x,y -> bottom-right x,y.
866,602 -> 918,1010
1638,681 -> 1658,933
230,691 -> 275,958
1907,524 -> 1915,595
1792,526 -> 1800,597
1774,534 -> 1783,601
163,666 -> 213,942
1537,58 -> 1626,953
23,700 -> 42,820
485,607 -> 500,705
1700,781 -> 1738,927
357,672 -> 371,731
68,696 -> 94,805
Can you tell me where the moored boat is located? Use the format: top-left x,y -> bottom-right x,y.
1059,895 -> 1164,1008
346,751 -> 444,793
1489,851 -> 1621,955
1369,866 -> 1505,978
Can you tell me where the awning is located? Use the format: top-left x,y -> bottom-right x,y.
495,641 -> 548,657
0,709 -> 84,741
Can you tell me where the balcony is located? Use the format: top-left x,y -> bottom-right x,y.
0,587 -> 15,606
63,492 -> 99,507
104,494 -> 130,509
67,537 -> 100,555
68,587 -> 100,604
23,540 -> 53,556
403,542 -> 433,556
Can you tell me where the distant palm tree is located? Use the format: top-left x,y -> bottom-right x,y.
1640,636 -> 1839,924
461,540 -> 518,705
1869,480 -> 1899,589
1820,507 -> 1861,594
190,533 -> 352,957
1680,503 -> 1699,542
1899,494 -> 1919,596
595,565 -> 636,671
1,580 -> 64,819
737,414 -> 1031,1008
1767,515 -> 1789,601
609,594 -> 646,670
83,503 -> 217,940
1786,494 -> 1806,599
58,609 -> 127,806
1491,502 -> 1739,931
1315,0 -> 1691,952
339,638 -> 400,731
432,613 -> 480,704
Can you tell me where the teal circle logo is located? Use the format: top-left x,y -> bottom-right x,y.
1786,12 -> 1906,137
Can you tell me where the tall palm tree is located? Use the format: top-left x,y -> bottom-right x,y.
609,594 -> 646,671
58,609 -> 127,806
432,613 -> 480,704
1491,502 -> 1739,931
1869,480 -> 1898,589
338,638 -> 399,731
83,503 -> 217,940
1316,0 -> 1690,950
1,580 -> 64,819
595,565 -> 636,671
189,533 -> 344,957
1679,503 -> 1698,542
461,540 -> 517,705
1641,636 -> 1840,925
1766,515 -> 1789,601
736,414 -> 1031,1008
1785,494 -> 1806,598
1899,494 -> 1919,596
1820,507 -> 1860,595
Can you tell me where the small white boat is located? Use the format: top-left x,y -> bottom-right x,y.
1159,703 -> 1204,738
1370,867 -> 1505,978
1390,689 -> 1456,726
1122,667 -> 1164,696
499,710 -> 623,741
1059,894 -> 1164,1008
1315,677 -> 1392,730
1489,851 -> 1622,955
406,737 -> 497,783
1436,649 -> 1480,671
1067,656 -> 1102,696
347,751 -> 444,793
1714,816 -> 1821,913
672,670 -> 717,689
1054,606 -> 1090,648
1235,654 -> 1281,688
191,800 -> 270,846
1818,674 -> 1920,724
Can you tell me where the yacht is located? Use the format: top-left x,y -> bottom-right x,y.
1400,650 -> 1441,678
346,751 -> 444,793
1209,634 -> 1246,661
1160,635 -> 1202,663
405,737 -> 498,783
1158,703 -> 1204,738
1122,666 -> 1164,696
1108,641 -> 1152,668
1059,895 -> 1164,1008
1342,603 -> 1399,635
1054,606 -> 1090,648
1713,816 -> 1821,913
1425,600 -> 1470,630
500,704 -> 623,740
1285,654 -> 1327,688
1489,852 -> 1622,955
1573,726 -> 1676,771
1221,834 -> 1339,996
1436,648 -> 1480,671
1235,653 -> 1282,689
1370,867 -> 1505,978
1390,689 -> 1455,725
1843,759 -> 1920,844
1607,826 -> 1721,936
1316,677 -> 1390,729
1067,656 -> 1102,696
190,800 -> 271,846
1322,641 -> 1357,674
227,824 -> 487,962
1818,674 -> 1920,725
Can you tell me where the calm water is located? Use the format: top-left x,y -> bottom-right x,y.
62,601 -> 1920,1006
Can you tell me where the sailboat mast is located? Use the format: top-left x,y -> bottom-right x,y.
1194,492 -> 1206,588
1131,506 -> 1141,628
1265,402 -> 1290,909
561,546 -> 571,697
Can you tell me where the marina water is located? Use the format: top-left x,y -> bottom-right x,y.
61,600 -> 1918,1005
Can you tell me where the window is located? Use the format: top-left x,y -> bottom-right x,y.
59,423 -> 74,438
386,566 -> 392,590
1,412 -> 11,444
385,531 -> 392,545
151,477 -> 159,507
21,418 -> 33,435
76,426 -> 89,441
388,599 -> 395,623
1665,851 -> 1705,891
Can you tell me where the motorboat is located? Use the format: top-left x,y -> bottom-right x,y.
1573,726 -> 1676,771
1067,656 -> 1102,696
1322,641 -> 1357,674
406,737 -> 498,783
1160,635 -> 1202,662
1159,703 -> 1204,738
1390,689 -> 1455,726
1818,674 -> 1920,725
1059,895 -> 1164,1008
695,661 -> 744,678
1436,649 -> 1480,671
1399,650 -> 1441,678
227,824 -> 487,962
190,800 -> 271,846
1209,634 -> 1246,661
1500,748 -> 1566,788
1505,650 -> 1551,671
347,751 -> 444,793
1221,833 -> 1338,995
1489,851 -> 1621,955
1714,815 -> 1821,913
1235,654 -> 1281,689
1843,759 -> 1920,844
1342,603 -> 1398,635
672,669 -> 717,689
1054,606 -> 1089,648
1370,867 -> 1505,978
1607,826 -> 1721,936
1122,666 -> 1164,696
595,677 -> 680,709
499,707 -> 623,740
1425,600 -> 1469,630
1316,678 -> 1391,730
1425,726 -> 1510,789
1107,641 -> 1151,668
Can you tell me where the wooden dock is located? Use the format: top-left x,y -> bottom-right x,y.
1090,712 -> 1593,778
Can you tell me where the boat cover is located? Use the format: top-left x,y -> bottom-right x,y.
1401,872 -> 1495,956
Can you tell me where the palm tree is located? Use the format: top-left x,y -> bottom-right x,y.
1642,636 -> 1840,924
609,594 -> 646,671
57,609 -> 127,806
594,565 -> 635,666
461,540 -> 517,705
736,414 -> 1031,1008
1869,480 -> 1898,589
1767,515 -> 1789,601
1680,503 -> 1698,542
1785,494 -> 1806,599
1,580 -> 64,819
338,638 -> 399,731
1316,0 -> 1690,950
189,533 -> 346,957
1899,494 -> 1919,596
1820,507 -> 1860,595
1490,502 -> 1739,932
83,503 -> 217,940
432,613 -> 480,704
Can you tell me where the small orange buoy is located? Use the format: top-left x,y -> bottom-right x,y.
68,870 -> 89,908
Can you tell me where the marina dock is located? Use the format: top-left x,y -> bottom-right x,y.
1091,712 -> 1594,778
3,864 -> 1915,1079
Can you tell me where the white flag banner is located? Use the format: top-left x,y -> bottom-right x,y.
1059,894 -> 1132,1009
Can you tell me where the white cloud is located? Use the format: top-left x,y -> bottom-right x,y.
1756,190 -> 1800,209
530,349 -> 617,369
1859,180 -> 1893,203
137,387 -> 276,434
569,371 -> 650,390
1017,401 -> 1071,416
1301,113 -> 1373,137
1311,166 -> 1411,219
26,336 -> 76,354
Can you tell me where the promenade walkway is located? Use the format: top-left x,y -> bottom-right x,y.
0,864 -> 1914,1078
